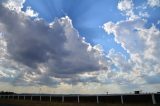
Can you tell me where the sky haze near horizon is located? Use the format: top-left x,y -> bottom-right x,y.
0,0 -> 160,94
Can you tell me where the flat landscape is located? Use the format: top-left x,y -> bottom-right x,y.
0,100 -> 159,106
0,93 -> 159,106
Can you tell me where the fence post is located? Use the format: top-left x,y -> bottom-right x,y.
50,95 -> 51,102
39,95 -> 41,101
152,94 -> 156,104
62,96 -> 64,103
121,95 -> 124,104
78,96 -> 80,103
97,96 -> 99,104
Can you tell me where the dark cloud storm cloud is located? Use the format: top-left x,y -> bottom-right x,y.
0,3 -> 107,86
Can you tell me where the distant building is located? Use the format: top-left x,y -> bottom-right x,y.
134,91 -> 141,94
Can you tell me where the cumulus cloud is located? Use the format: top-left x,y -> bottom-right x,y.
117,0 -> 151,20
103,19 -> 146,54
25,6 -> 38,17
103,18 -> 160,84
104,20 -> 160,83
117,0 -> 133,11
2,0 -> 38,18
1,0 -> 159,93
2,0 -> 25,12
0,3 -> 107,86
117,0 -> 138,20
148,0 -> 160,7
103,0 -> 160,88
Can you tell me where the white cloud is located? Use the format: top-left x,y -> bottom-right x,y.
25,6 -> 38,17
2,0 -> 25,12
139,11 -> 149,18
3,0 -> 39,18
117,0 -> 153,20
104,19 -> 146,54
103,18 -> 160,86
117,0 -> 138,20
148,0 -> 160,7
117,0 -> 133,11
0,0 -> 159,93
102,0 -> 160,90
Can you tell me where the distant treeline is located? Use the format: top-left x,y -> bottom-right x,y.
0,91 -> 16,95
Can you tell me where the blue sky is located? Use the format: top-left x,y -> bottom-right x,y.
22,0 -> 127,54
0,0 -> 160,93
22,0 -> 160,56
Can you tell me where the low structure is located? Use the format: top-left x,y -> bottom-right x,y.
0,93 -> 159,104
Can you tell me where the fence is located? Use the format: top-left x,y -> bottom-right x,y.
0,93 -> 159,104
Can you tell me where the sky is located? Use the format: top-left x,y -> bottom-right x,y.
0,0 -> 160,94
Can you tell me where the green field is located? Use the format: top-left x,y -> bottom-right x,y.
0,100 -> 158,106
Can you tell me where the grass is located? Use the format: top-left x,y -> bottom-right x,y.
0,99 -> 159,106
